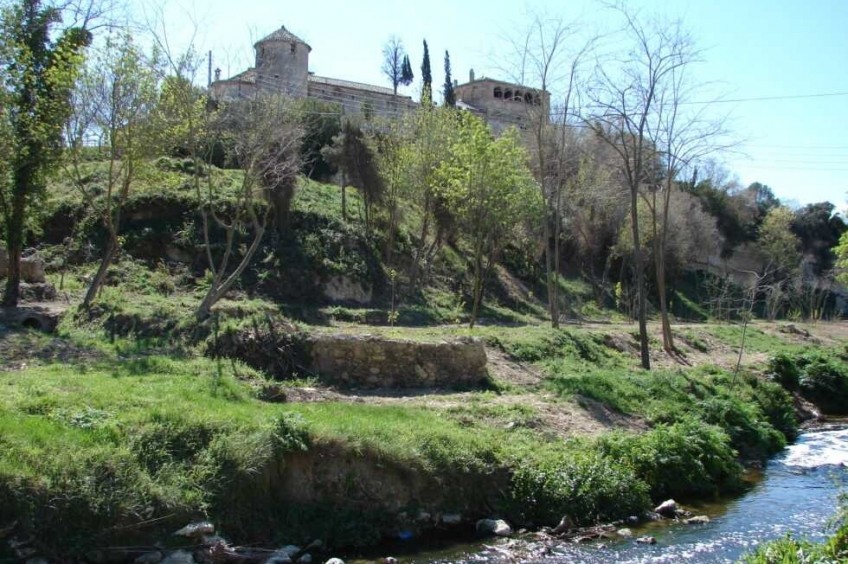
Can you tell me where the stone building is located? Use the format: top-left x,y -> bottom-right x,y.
454,72 -> 550,134
211,25 -> 417,118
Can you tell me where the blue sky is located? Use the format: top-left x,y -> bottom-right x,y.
149,0 -> 848,210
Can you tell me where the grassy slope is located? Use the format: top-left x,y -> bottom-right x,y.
4,160 -> 847,556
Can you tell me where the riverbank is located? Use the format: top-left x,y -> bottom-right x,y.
0,314 -> 846,561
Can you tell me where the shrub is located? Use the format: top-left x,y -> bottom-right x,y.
510,448 -> 649,526
598,418 -> 742,501
768,351 -> 848,415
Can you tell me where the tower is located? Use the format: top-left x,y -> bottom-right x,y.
254,25 -> 311,98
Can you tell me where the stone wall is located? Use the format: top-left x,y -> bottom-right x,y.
307,334 -> 488,388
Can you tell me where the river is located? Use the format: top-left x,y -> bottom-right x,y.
353,425 -> 848,563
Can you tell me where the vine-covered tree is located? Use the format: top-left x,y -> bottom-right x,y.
0,0 -> 92,306
443,50 -> 455,107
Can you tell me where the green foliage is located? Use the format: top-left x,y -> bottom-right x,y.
547,365 -> 793,460
836,229 -> 848,287
767,350 -> 848,415
510,447 -> 650,526
295,98 -> 341,180
597,419 -> 741,501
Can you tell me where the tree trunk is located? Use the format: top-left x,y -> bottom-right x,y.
82,235 -> 117,308
630,187 -> 651,370
2,174 -> 28,307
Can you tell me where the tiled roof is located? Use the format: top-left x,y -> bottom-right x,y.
255,25 -> 311,50
308,74 -> 404,97
224,68 -> 256,84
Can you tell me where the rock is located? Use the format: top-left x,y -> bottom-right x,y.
161,551 -> 196,564
21,256 -> 46,284
266,546 -> 301,564
551,515 -> 574,534
685,515 -> 710,525
383,558 -> 398,564
134,552 -> 164,564
441,513 -> 462,525
636,536 -> 657,545
476,518 -> 513,537
654,499 -> 678,518
626,515 -> 640,525
617,528 -> 633,538
298,555 -> 312,564
324,559 -> 345,564
417,511 -> 432,522
173,521 -> 215,538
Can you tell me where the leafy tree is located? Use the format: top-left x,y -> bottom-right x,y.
836,230 -> 848,287
296,98 -> 342,180
64,33 -> 159,308
791,202 -> 847,275
381,36 -> 406,96
324,120 -> 383,231
400,54 -> 414,87
0,0 -> 91,306
442,50 -> 455,107
435,113 -> 543,328
421,39 -> 432,104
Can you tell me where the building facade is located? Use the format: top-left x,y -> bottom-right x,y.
454,73 -> 550,135
211,25 -> 417,118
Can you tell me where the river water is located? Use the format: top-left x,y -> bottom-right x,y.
358,425 -> 848,563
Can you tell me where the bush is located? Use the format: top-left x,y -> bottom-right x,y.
510,448 -> 649,526
598,418 -> 742,501
768,351 -> 848,415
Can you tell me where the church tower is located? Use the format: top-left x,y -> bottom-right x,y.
254,25 -> 311,98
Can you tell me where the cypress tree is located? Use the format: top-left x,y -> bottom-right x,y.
443,50 -> 456,107
421,39 -> 432,104
400,54 -> 414,86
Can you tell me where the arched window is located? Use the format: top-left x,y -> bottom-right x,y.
290,42 -> 296,53
533,95 -> 541,106
524,92 -> 533,103
513,90 -> 523,102
494,87 -> 503,99
504,89 -> 513,101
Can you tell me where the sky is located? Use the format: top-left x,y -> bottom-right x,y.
143,0 -> 848,210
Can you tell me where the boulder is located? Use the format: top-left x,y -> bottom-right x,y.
21,256 -> 45,283
617,528 -> 633,538
0,250 -> 45,283
441,513 -> 462,525
636,536 -> 657,545
551,515 -> 574,534
134,552 -> 164,564
160,551 -> 195,564
476,518 -> 513,537
654,499 -> 678,518
324,559 -> 345,564
684,515 -> 710,525
173,521 -> 215,538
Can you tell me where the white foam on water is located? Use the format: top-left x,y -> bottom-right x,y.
781,427 -> 848,468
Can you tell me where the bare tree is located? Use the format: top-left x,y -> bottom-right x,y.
194,96 -> 302,321
382,36 -> 406,96
584,5 -> 700,369
506,14 -> 595,327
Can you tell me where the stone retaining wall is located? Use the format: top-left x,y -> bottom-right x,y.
307,334 -> 488,388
